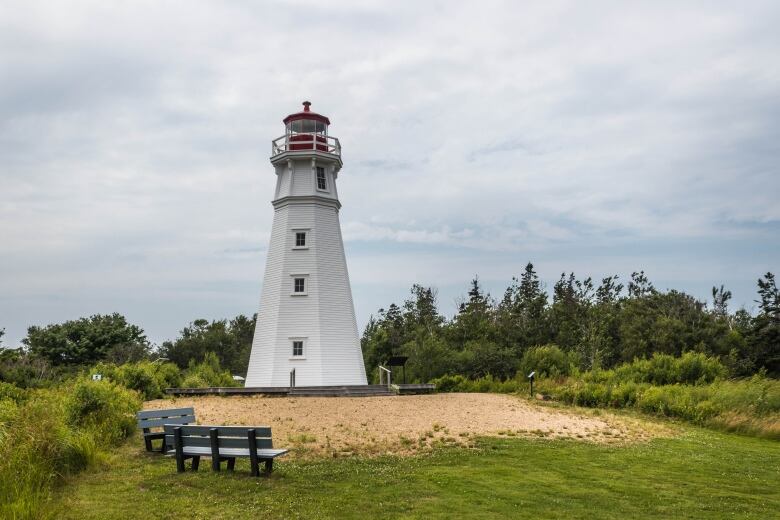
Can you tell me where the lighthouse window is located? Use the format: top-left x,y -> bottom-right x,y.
293,278 -> 306,293
316,167 -> 327,190
295,232 -> 306,247
292,341 -> 304,357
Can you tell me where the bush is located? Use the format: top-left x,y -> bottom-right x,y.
181,352 -> 238,388
604,352 -> 726,386
90,361 -> 183,400
518,344 -> 577,379
430,374 -> 521,394
63,378 -> 141,446
0,381 -> 27,403
429,374 -> 468,392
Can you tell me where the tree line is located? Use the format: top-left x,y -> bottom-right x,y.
1,264 -> 778,387
0,314 -> 256,387
361,265 -> 779,382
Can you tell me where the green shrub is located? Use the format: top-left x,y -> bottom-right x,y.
0,381 -> 27,403
90,361 -> 183,400
430,374 -> 521,394
430,374 -> 469,392
182,352 -> 238,388
605,352 -> 726,386
518,344 -> 577,379
608,381 -> 645,407
154,361 -> 184,389
63,379 -> 141,446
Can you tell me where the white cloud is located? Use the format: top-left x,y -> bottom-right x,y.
1,0 -> 778,344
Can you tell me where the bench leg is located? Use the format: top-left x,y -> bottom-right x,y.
226,458 -> 235,471
176,453 -> 186,473
212,456 -> 220,472
248,429 -> 260,477
263,459 -> 273,476
191,456 -> 200,471
174,427 -> 185,473
144,436 -> 153,452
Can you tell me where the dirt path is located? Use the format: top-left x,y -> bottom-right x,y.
144,393 -> 666,458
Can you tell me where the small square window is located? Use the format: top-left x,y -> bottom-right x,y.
293,277 -> 305,293
292,340 -> 304,357
316,167 -> 327,190
295,232 -> 306,247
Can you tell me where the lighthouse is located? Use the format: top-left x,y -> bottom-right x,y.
245,102 -> 368,387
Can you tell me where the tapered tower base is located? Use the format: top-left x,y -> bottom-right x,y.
245,102 -> 367,388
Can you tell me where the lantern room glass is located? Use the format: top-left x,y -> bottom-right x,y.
287,119 -> 327,136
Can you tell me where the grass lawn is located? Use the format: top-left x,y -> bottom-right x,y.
53,426 -> 779,519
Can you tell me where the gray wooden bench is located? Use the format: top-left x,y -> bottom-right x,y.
136,407 -> 195,452
163,425 -> 289,477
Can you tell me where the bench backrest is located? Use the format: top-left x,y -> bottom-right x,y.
137,407 -> 195,431
163,424 -> 274,450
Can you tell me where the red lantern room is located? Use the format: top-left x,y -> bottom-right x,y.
272,101 -> 341,157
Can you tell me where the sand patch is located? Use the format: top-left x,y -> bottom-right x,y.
143,393 -> 668,458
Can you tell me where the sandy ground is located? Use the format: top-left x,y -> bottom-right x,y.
144,393 -> 668,458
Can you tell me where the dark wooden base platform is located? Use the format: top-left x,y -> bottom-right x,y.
166,383 -> 435,397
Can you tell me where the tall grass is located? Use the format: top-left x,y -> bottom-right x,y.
538,374 -> 779,439
432,353 -> 780,440
0,378 -> 140,519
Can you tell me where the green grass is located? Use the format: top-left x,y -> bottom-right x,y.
52,428 -> 779,519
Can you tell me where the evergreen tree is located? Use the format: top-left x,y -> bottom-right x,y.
711,285 -> 732,319
628,271 -> 655,298
746,272 -> 780,375
447,277 -> 494,349
513,263 -> 550,350
358,268 -> 775,382
550,272 -> 593,352
582,276 -> 625,369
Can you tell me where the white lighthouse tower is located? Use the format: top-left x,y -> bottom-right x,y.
245,102 -> 368,387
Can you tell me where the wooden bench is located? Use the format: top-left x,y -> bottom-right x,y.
136,407 -> 196,452
163,425 -> 289,477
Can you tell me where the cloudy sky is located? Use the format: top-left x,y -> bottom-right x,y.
1,1 -> 779,347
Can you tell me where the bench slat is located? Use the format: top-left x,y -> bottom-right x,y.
167,425 -> 272,437
137,407 -> 194,420
167,447 -> 288,458
139,415 -> 196,429
164,434 -> 273,449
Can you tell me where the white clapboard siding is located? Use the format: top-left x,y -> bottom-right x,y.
245,150 -> 367,387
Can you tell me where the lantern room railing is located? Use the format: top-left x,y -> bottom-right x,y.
272,134 -> 341,157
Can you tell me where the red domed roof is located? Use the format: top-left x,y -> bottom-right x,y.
283,101 -> 331,126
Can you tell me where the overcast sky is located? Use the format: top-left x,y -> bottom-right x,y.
1,1 -> 779,347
